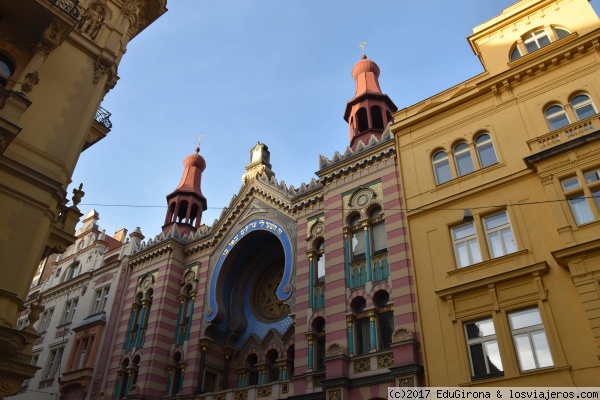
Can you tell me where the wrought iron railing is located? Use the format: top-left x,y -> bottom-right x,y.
50,0 -> 80,19
95,106 -> 112,129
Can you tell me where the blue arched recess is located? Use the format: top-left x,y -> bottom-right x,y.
205,219 -> 293,322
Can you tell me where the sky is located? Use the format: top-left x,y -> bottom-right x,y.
70,0 -> 600,240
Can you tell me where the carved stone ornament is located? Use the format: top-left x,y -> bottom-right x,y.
21,71 -> 40,93
78,2 -> 109,40
392,327 -> 415,343
328,389 -> 342,400
93,56 -> 114,84
122,0 -> 138,18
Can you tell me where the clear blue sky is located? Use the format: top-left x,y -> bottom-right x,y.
70,0 -> 600,240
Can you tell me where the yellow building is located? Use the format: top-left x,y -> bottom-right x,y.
391,0 -> 600,387
0,0 -> 166,397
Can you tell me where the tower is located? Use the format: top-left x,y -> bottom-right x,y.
344,54 -> 397,149
162,147 -> 208,236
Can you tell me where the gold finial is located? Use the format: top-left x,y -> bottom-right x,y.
359,41 -> 367,56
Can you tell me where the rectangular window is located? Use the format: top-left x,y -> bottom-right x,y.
371,221 -> 387,253
464,318 -> 503,380
61,298 -> 78,324
355,317 -> 371,355
351,230 -> 366,261
43,347 -> 64,380
92,286 -> 110,314
484,212 -> 517,258
508,308 -> 553,371
37,308 -> 54,333
452,223 -> 482,268
561,174 -> 599,225
77,338 -> 89,369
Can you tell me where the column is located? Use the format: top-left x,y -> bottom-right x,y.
368,311 -> 377,351
346,316 -> 354,355
174,296 -> 184,344
364,223 -> 372,282
222,350 -> 232,390
186,294 -> 196,340
308,255 -> 314,308
124,304 -> 137,349
344,231 -> 351,288
16,42 -> 52,93
278,361 -> 288,381
178,365 -> 185,394
166,368 -> 173,395
237,371 -> 246,388
197,340 -> 208,392
135,301 -> 147,348
307,334 -> 314,371
114,372 -> 122,399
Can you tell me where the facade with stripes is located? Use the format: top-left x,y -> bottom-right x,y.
96,55 -> 422,400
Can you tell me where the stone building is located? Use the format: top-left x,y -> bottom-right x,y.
14,210 -> 144,400
391,0 -> 600,387
0,0 -> 166,395
97,55 -> 422,400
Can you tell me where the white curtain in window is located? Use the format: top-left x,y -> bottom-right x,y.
568,197 -> 594,225
372,222 -> 387,252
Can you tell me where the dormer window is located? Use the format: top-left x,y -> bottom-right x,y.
510,27 -> 571,61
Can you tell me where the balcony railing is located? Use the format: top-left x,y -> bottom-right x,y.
95,106 -> 112,129
49,0 -> 80,18
527,115 -> 599,153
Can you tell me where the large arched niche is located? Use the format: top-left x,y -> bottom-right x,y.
205,219 -> 294,346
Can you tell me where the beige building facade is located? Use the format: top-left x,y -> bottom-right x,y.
14,210 -> 144,400
391,0 -> 600,387
0,0 -> 166,396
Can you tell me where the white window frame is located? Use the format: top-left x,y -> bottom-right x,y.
92,286 -> 110,314
561,175 -> 596,225
43,346 -> 64,380
523,29 -> 551,53
61,298 -> 78,324
545,104 -> 570,131
453,142 -> 475,177
475,133 -> 498,168
37,307 -> 54,333
452,223 -> 482,268
464,317 -> 504,379
483,212 -> 517,258
433,150 -> 452,185
570,94 -> 598,121
508,307 -> 554,371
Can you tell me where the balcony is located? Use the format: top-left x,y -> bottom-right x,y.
83,106 -> 112,151
527,115 -> 599,153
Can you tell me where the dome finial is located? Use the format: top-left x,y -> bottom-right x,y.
359,41 -> 367,59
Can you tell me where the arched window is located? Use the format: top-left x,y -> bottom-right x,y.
545,104 -> 570,130
118,359 -> 130,399
432,150 -> 451,184
0,54 -> 14,87
523,29 -> 551,53
373,290 -> 394,350
509,27 -> 571,61
349,214 -> 365,261
371,105 -> 384,130
64,262 -> 80,281
571,94 -> 597,120
247,354 -> 258,386
131,356 -> 140,389
315,239 -> 325,281
314,318 -> 326,370
266,350 -> 279,382
475,133 -> 498,168
554,27 -> 570,39
177,200 -> 188,223
510,46 -> 521,62
370,206 -> 387,255
357,107 -> 369,133
286,346 -> 294,379
351,297 -> 370,355
176,285 -> 194,344
171,353 -> 183,396
454,142 -> 475,176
